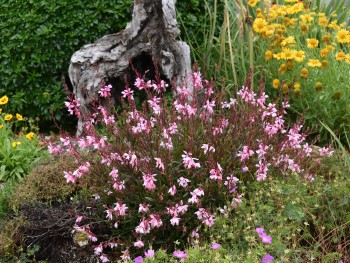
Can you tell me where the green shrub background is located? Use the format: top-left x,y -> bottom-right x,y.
0,0 -> 209,130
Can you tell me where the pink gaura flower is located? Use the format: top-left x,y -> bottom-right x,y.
134,240 -> 144,248
237,146 -> 255,162
121,87 -> 134,100
209,163 -> 223,181
170,216 -> 181,226
154,157 -> 165,172
182,151 -> 200,169
178,177 -> 191,188
138,203 -> 150,213
201,144 -> 215,154
142,173 -> 157,190
168,185 -> 177,195
98,84 -> 112,98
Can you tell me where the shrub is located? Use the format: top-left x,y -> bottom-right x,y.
50,69 -> 333,261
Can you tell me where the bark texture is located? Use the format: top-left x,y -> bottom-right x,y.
68,0 -> 191,134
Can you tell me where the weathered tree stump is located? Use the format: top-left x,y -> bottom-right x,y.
68,0 -> 191,134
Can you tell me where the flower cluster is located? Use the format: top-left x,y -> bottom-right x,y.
54,71 -> 331,261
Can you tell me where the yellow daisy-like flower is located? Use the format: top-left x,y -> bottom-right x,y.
12,141 -> 21,148
0,124 -> 3,129
294,82 -> 301,90
283,48 -> 296,60
16,113 -> 23,121
273,79 -> 280,89
318,17 -> 328,27
326,45 -> 335,51
253,18 -> 268,33
300,23 -> 309,34
294,50 -> 305,62
265,50 -> 273,60
319,48 -> 329,58
336,51 -> 346,61
336,29 -> 350,44
279,63 -> 287,74
345,54 -> 350,64
322,34 -> 331,44
328,20 -> 340,30
281,36 -> 296,47
4,114 -> 13,121
300,68 -> 308,79
26,132 -> 35,141
306,38 -> 319,49
321,60 -> 328,68
0,95 -> 9,105
284,0 -> 298,2
315,82 -> 323,92
273,52 -> 285,60
307,59 -> 322,67
248,0 -> 260,7
300,14 -> 314,24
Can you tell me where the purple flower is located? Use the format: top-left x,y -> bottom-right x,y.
256,227 -> 265,235
144,249 -> 155,258
260,233 -> 272,244
338,261 -> 344,263
134,256 -> 143,263
211,243 -> 221,249
173,250 -> 188,259
262,253 -> 274,263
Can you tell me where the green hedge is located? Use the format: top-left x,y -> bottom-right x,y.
0,0 -> 133,128
0,0 -> 210,129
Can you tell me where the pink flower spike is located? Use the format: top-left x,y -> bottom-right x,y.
211,243 -> 221,249
144,249 -> 155,258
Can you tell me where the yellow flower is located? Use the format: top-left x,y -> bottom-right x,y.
336,29 -> 350,44
281,36 -> 296,47
300,14 -> 314,24
12,141 -> 21,148
322,34 -> 331,44
328,20 -> 340,30
294,50 -> 305,62
0,124 -> 3,129
273,79 -> 280,89
321,60 -> 328,68
300,23 -> 309,34
306,38 -> 319,49
284,0 -> 298,2
294,82 -> 301,90
0,95 -> 9,105
307,59 -> 322,67
279,63 -> 287,74
253,18 -> 268,33
26,132 -> 35,141
16,113 -> 23,121
319,48 -> 329,58
282,84 -> 289,94
300,68 -> 308,79
315,82 -> 323,92
248,0 -> 260,7
326,45 -> 335,51
282,49 -> 296,60
4,114 -> 13,121
336,52 -> 346,61
265,50 -> 273,60
345,54 -> 350,64
273,52 -> 285,60
318,17 -> 328,27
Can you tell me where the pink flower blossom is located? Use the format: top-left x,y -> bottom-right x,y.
135,218 -> 151,234
170,216 -> 181,226
142,173 -> 157,190
201,144 -> 215,154
98,84 -> 112,98
144,249 -> 155,258
134,256 -> 143,263
211,243 -> 221,249
121,87 -> 134,100
138,203 -> 150,213
173,250 -> 188,260
94,243 -> 103,255
182,151 -> 200,169
168,185 -> 177,195
100,254 -> 110,262
134,240 -> 144,248
237,146 -> 254,162
64,98 -> 80,116
154,157 -> 165,171
209,163 -> 223,181
178,177 -> 191,188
